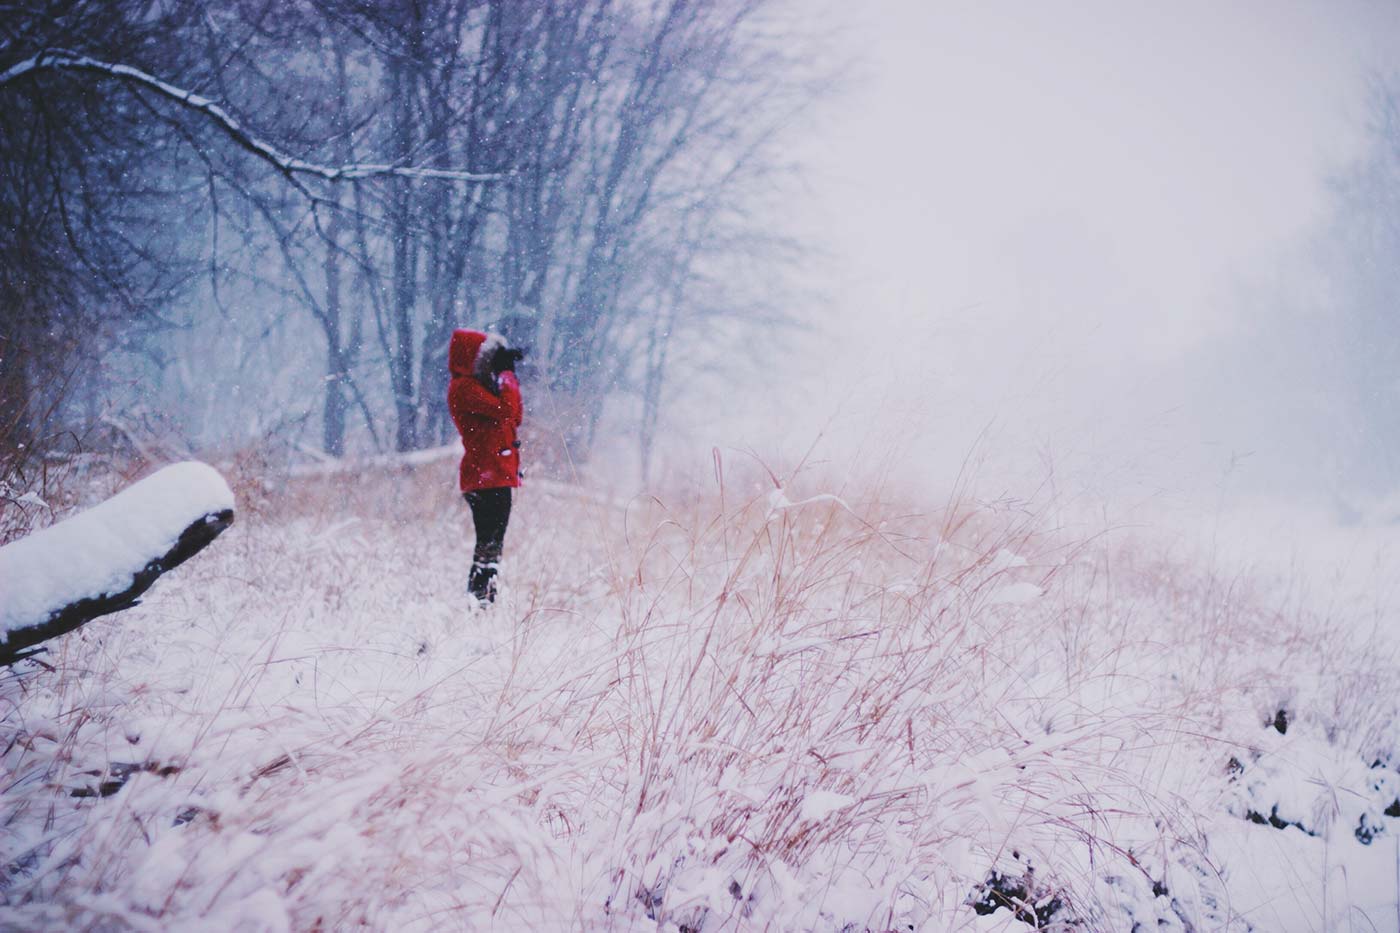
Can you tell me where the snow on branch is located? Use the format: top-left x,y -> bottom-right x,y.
0,462 -> 235,666
0,51 -> 504,183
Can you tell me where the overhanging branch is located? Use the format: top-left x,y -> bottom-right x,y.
0,50 -> 506,183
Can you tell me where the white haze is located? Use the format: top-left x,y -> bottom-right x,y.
702,0 -> 1400,518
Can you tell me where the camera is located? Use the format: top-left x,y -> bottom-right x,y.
494,346 -> 527,373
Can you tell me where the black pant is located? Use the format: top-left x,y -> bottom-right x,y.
464,487 -> 512,600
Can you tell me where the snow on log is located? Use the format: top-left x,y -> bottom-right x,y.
0,462 -> 235,665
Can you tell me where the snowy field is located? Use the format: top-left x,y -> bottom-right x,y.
4,459 -> 1400,931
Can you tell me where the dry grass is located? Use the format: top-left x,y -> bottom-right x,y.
2,456 -> 1397,930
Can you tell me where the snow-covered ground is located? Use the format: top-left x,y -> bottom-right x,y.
3,461 -> 1399,930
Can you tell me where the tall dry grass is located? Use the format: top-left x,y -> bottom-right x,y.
2,455 -> 1396,930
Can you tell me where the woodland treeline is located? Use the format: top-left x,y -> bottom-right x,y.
0,0 -> 819,485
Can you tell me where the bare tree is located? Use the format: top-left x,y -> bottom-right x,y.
0,1 -> 205,475
494,0 -> 821,462
1286,76 -> 1400,492
1,0 -> 825,478
0,0 -> 502,467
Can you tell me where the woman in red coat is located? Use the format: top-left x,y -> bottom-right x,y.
447,329 -> 523,603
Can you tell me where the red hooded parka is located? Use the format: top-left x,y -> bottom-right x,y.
447,329 -> 523,492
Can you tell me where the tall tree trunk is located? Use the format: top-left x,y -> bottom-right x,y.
639,313 -> 672,489
418,84 -> 454,448
388,53 -> 418,452
0,327 -> 33,468
322,208 -> 347,457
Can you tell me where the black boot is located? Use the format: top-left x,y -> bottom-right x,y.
468,562 -> 498,603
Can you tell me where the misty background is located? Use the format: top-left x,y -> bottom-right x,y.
5,0 -> 1400,524
745,0 -> 1400,518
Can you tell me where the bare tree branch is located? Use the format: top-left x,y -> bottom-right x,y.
0,50 -> 507,183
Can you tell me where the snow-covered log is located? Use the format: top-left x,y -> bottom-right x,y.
0,462 -> 235,665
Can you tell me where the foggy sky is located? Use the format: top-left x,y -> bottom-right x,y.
748,0 -> 1400,507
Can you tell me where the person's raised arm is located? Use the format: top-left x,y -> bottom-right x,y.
497,371 -> 523,426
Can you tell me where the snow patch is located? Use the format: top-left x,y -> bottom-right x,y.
986,582 -> 1043,606
986,548 -> 1028,574
799,790 -> 855,821
766,486 -> 852,518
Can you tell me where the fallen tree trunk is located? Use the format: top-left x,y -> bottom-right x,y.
0,462 -> 235,666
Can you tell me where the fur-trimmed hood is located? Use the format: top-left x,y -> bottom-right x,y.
449,329 -> 508,385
